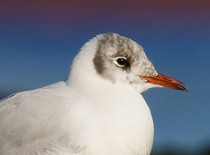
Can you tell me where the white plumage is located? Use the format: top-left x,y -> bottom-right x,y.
0,33 -> 187,155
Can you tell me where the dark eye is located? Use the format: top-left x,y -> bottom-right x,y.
115,57 -> 130,68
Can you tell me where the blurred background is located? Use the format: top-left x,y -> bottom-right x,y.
0,0 -> 210,154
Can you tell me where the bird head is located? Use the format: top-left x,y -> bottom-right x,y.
68,33 -> 188,93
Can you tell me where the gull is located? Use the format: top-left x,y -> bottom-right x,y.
0,33 -> 187,155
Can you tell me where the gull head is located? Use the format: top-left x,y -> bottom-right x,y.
68,33 -> 188,93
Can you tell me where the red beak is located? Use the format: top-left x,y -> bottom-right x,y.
140,73 -> 188,91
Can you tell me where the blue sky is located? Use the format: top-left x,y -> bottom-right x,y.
0,0 -> 210,152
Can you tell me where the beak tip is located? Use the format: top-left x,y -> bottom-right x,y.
177,82 -> 189,92
183,86 -> 189,92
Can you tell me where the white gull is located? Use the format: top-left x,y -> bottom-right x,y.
0,33 -> 187,155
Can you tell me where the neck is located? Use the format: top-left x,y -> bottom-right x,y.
66,36 -> 98,85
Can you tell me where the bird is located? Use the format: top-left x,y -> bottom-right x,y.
0,33 -> 188,155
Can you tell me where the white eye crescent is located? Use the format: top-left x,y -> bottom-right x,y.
114,57 -> 130,68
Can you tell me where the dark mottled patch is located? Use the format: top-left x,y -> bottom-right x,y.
93,33 -> 138,75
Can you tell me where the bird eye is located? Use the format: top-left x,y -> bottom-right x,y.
114,57 -> 130,68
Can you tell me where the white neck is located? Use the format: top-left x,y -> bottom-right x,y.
66,36 -> 98,85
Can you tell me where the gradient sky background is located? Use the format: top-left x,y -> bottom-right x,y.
0,0 -> 210,152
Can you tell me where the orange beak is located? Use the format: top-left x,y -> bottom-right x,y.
140,73 -> 188,91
